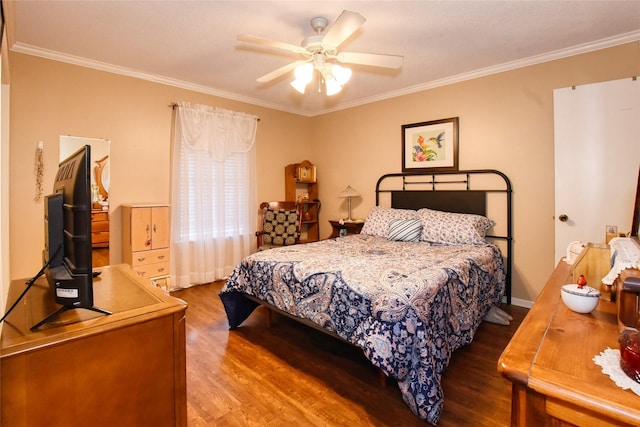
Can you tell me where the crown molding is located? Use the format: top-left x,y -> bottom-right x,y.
10,42 -> 304,115
12,29 -> 640,118
314,30 -> 640,116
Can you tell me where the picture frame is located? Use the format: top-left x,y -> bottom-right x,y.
402,117 -> 459,172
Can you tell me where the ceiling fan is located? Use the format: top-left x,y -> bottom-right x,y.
237,10 -> 403,95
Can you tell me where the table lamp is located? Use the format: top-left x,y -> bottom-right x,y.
338,185 -> 360,222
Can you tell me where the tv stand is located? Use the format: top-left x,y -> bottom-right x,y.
1,264 -> 187,427
30,304 -> 112,331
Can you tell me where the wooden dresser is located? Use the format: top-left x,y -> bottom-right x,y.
122,204 -> 171,290
0,264 -> 187,427
90,209 -> 109,248
498,258 -> 640,426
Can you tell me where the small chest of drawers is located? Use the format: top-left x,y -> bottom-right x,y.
122,204 -> 171,291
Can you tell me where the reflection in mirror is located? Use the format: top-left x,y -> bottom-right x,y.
632,167 -> 640,242
59,135 -> 111,268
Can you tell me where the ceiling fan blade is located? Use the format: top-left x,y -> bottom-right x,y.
256,60 -> 308,83
321,10 -> 366,50
336,52 -> 404,69
238,34 -> 306,54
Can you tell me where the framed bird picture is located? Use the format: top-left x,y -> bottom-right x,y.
402,117 -> 459,172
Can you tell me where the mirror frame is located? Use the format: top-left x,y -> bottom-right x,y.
94,155 -> 109,201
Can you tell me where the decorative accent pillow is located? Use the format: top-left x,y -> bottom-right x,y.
361,206 -> 419,237
262,208 -> 299,246
417,208 -> 494,245
388,218 -> 422,242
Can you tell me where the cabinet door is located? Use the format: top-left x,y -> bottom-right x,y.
151,206 -> 170,249
130,207 -> 152,252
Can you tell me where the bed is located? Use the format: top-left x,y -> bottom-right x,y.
219,170 -> 512,425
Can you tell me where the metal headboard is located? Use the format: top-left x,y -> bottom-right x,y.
375,169 -> 513,304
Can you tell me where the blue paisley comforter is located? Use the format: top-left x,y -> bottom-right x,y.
219,234 -> 506,424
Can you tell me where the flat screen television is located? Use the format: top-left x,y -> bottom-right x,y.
33,145 -> 109,330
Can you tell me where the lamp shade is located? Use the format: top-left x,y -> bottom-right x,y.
339,185 -> 360,198
325,77 -> 342,96
291,63 -> 314,93
331,64 -> 352,85
290,79 -> 308,94
295,63 -> 314,81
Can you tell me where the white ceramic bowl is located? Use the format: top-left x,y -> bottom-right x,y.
560,284 -> 601,314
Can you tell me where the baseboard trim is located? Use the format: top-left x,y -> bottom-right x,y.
508,296 -> 534,309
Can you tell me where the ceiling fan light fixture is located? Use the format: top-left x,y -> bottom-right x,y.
331,64 -> 351,85
294,63 -> 314,82
325,77 -> 342,96
239,10 -> 404,95
291,63 -> 314,93
291,79 -> 308,94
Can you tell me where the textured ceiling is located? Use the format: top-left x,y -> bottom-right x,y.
5,1 -> 640,116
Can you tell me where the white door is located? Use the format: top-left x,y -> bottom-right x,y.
554,78 -> 640,263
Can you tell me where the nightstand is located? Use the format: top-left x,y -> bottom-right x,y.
329,220 -> 364,238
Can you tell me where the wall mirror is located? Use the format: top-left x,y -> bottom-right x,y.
59,135 -> 110,267
632,167 -> 640,243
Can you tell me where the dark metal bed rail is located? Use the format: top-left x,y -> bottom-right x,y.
375,169 -> 513,304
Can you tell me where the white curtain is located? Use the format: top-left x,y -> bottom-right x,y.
170,102 -> 258,289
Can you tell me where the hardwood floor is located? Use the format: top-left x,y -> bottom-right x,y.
172,281 -> 528,426
92,247 -> 109,268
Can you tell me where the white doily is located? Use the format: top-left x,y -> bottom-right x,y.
593,347 -> 640,396
602,238 -> 640,285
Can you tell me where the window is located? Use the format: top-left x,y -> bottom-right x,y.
180,148 -> 251,241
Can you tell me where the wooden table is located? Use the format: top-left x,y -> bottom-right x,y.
498,260 -> 640,426
1,264 -> 187,427
328,220 -> 364,238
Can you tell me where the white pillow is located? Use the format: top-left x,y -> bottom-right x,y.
361,206 -> 419,237
388,218 -> 422,242
417,208 -> 494,245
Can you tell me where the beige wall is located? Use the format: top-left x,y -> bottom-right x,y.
8,52 -> 311,281
6,42 -> 640,305
311,42 -> 639,302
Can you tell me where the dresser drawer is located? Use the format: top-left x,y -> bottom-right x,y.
91,211 -> 109,222
132,262 -> 170,279
92,220 -> 109,233
92,231 -> 109,243
130,248 -> 169,267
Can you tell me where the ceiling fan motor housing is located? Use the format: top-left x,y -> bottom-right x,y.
302,34 -> 325,52
310,16 -> 329,33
